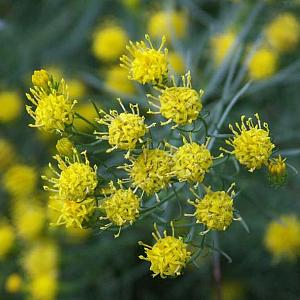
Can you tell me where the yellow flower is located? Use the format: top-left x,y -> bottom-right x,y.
73,102 -> 98,132
96,99 -> 148,153
124,148 -> 173,195
92,23 -> 128,62
211,32 -> 236,65
26,71 -> 76,132
265,13 -> 300,53
120,34 -> 168,85
105,65 -> 136,95
168,51 -> 185,74
248,48 -> 278,80
139,223 -> 191,278
221,114 -> 275,172
56,137 -> 74,157
267,155 -> 287,186
49,196 -> 96,229
43,150 -> 98,202
122,0 -> 139,9
147,10 -> 188,41
0,91 -> 22,123
32,69 -> 50,89
68,79 -> 87,99
3,164 -> 38,198
172,137 -> 213,183
5,273 -> 22,294
187,185 -> 235,231
0,221 -> 15,259
23,240 -> 58,277
148,72 -> 203,126
30,274 -> 57,300
13,201 -> 46,241
100,184 -> 140,236
0,139 -> 16,170
264,215 -> 300,261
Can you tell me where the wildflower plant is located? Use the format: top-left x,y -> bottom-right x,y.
24,23 -> 297,279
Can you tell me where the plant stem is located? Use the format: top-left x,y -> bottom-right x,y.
212,232 -> 222,300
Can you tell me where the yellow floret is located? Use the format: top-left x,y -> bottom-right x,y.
5,273 -> 22,294
211,32 -> 236,65
0,221 -> 15,259
120,35 -> 168,85
248,48 -> 278,80
92,24 -> 128,62
3,164 -> 37,198
172,138 -> 213,183
267,155 -> 287,186
100,186 -> 140,236
0,91 -> 22,123
147,10 -> 188,41
264,215 -> 300,261
96,99 -> 148,153
105,65 -> 136,95
221,114 -> 275,172
32,69 -> 50,89
148,72 -> 203,126
125,148 -> 173,195
43,150 -> 98,202
49,196 -> 96,229
188,185 -> 235,231
29,274 -> 58,300
56,137 -> 74,157
0,139 -> 16,171
139,223 -> 191,278
265,13 -> 300,53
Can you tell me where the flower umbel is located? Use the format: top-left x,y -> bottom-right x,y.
26,70 -> 76,132
221,114 -> 275,172
43,149 -> 98,202
148,72 -> 203,127
123,148 -> 173,195
99,183 -> 140,237
120,34 -> 168,85
139,223 -> 191,278
187,184 -> 235,231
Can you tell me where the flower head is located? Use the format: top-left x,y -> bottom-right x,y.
49,196 -> 96,229
3,164 -> 38,198
139,223 -> 191,278
26,70 -> 76,132
221,114 -> 275,172
211,31 -> 236,65
120,34 -> 168,85
147,10 -> 187,41
5,273 -> 22,294
32,69 -> 50,89
68,79 -> 87,99
96,99 -> 148,154
92,23 -> 128,62
0,139 -> 16,171
171,137 -> 213,183
187,185 -> 235,231
265,13 -> 300,53
105,65 -> 136,95
148,72 -> 203,126
248,48 -> 278,80
0,91 -> 22,123
0,220 -> 15,259
99,183 -> 140,237
123,148 -> 173,195
43,150 -> 98,202
56,137 -> 74,157
264,215 -> 300,261
29,274 -> 57,300
267,155 -> 287,186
